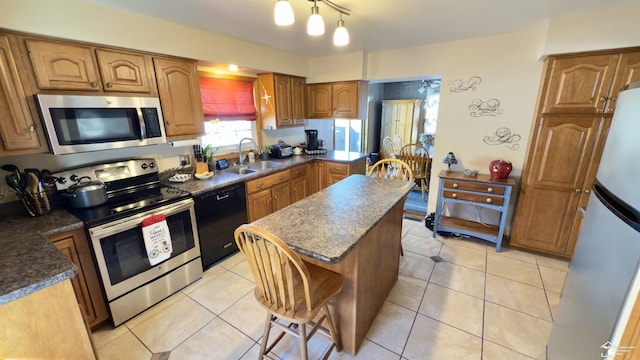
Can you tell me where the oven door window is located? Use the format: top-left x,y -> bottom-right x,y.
99,210 -> 195,285
49,108 -> 142,145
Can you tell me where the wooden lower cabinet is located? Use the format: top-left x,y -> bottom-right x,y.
48,228 -> 108,329
319,158 -> 367,191
0,280 -> 97,359
246,169 -> 292,222
290,164 -> 310,202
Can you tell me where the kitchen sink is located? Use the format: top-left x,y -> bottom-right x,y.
247,161 -> 283,171
225,167 -> 258,175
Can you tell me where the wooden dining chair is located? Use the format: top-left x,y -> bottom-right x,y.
368,158 -> 414,183
398,143 -> 431,200
368,158 -> 414,256
234,224 -> 343,360
382,136 -> 396,159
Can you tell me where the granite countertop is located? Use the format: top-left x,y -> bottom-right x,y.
0,203 -> 84,305
167,150 -> 367,196
251,174 -> 414,263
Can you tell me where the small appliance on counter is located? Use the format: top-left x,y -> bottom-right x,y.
270,141 -> 293,158
304,129 -> 327,154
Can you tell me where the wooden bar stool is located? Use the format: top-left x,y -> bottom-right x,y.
234,224 -> 343,360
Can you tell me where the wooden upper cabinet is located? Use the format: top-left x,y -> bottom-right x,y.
24,38 -> 156,94
274,74 -> 293,127
307,83 -> 332,118
307,81 -> 366,119
258,73 -> 305,129
25,39 -> 102,91
0,34 -> 47,155
332,81 -> 359,118
95,49 -> 154,93
607,51 -> 640,113
542,54 -> 619,115
291,75 -> 306,125
154,57 -> 204,138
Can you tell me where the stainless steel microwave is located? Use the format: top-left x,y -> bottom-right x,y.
35,94 -> 167,154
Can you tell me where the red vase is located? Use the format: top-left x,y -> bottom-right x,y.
489,159 -> 512,179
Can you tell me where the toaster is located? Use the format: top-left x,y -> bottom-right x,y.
270,143 -> 293,158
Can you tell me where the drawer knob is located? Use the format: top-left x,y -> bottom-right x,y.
451,193 -> 458,198
487,187 -> 493,193
452,183 -> 459,189
486,198 -> 492,204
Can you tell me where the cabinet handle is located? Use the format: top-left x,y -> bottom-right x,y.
596,108 -> 603,113
611,96 -> 617,102
451,193 -> 458,198
487,187 -> 493,193
486,198 -> 492,204
452,183 -> 459,189
106,82 -> 113,88
584,189 -> 591,194
166,119 -> 171,125
278,177 -> 286,181
90,81 -> 98,88
256,183 -> 264,189
599,96 -> 607,102
607,108 -> 615,113
575,188 -> 581,193
28,125 -> 35,132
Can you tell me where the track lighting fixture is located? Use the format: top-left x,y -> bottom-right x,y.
273,0 -> 351,46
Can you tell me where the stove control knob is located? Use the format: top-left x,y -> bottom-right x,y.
141,163 -> 148,170
149,162 -> 156,168
57,176 -> 67,184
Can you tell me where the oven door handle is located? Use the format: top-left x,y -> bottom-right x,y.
89,198 -> 194,239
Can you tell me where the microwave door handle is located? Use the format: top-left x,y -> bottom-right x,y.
137,107 -> 147,140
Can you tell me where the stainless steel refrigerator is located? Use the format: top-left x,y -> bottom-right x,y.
547,82 -> 640,359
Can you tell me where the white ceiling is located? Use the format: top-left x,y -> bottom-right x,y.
89,0 -> 635,57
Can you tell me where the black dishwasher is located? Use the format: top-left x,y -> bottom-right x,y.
194,182 -> 247,268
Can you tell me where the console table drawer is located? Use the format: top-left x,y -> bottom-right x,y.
443,179 -> 505,195
443,190 -> 504,206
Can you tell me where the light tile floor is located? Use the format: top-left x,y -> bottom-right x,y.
92,218 -> 569,360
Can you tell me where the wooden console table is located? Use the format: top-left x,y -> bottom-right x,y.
433,171 -> 516,251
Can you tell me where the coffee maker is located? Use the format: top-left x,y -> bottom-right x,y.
305,129 -> 319,150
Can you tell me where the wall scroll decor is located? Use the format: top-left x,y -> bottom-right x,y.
483,127 -> 521,151
469,98 -> 503,117
449,76 -> 481,93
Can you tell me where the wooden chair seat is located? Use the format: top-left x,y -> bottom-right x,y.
235,224 -> 343,359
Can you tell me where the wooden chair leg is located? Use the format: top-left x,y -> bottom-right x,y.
421,179 -> 426,200
299,322 -> 308,360
259,313 -> 272,358
323,304 -> 341,353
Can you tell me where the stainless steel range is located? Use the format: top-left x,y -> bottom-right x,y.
53,159 -> 202,326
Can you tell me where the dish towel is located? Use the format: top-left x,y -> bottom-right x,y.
141,214 -> 172,266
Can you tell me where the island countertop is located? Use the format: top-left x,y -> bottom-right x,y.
0,206 -> 83,305
251,174 -> 414,263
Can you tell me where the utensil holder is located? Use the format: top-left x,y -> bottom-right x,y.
19,190 -> 51,217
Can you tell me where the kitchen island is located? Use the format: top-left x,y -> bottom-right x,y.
251,174 -> 414,354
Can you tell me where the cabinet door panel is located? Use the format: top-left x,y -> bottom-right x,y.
543,54 -> 618,114
96,49 -> 154,93
274,74 -> 292,126
53,236 -> 96,324
154,57 -> 204,138
291,175 -> 307,203
526,116 -> 602,189
307,84 -> 331,118
0,35 -> 45,153
607,51 -> 640,113
271,181 -> 291,213
25,39 -> 101,91
332,82 -> 358,118
291,76 -> 306,125
247,188 -> 272,222
511,187 -> 579,254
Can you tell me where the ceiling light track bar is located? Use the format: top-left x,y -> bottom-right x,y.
309,0 -> 351,16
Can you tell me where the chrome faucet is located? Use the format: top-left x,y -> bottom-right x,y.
238,137 -> 258,164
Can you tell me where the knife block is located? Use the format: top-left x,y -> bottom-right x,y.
195,162 -> 209,174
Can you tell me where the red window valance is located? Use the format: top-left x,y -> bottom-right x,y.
199,77 -> 257,120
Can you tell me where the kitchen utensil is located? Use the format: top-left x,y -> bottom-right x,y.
25,168 -> 44,191
5,173 -> 24,197
62,176 -> 108,208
